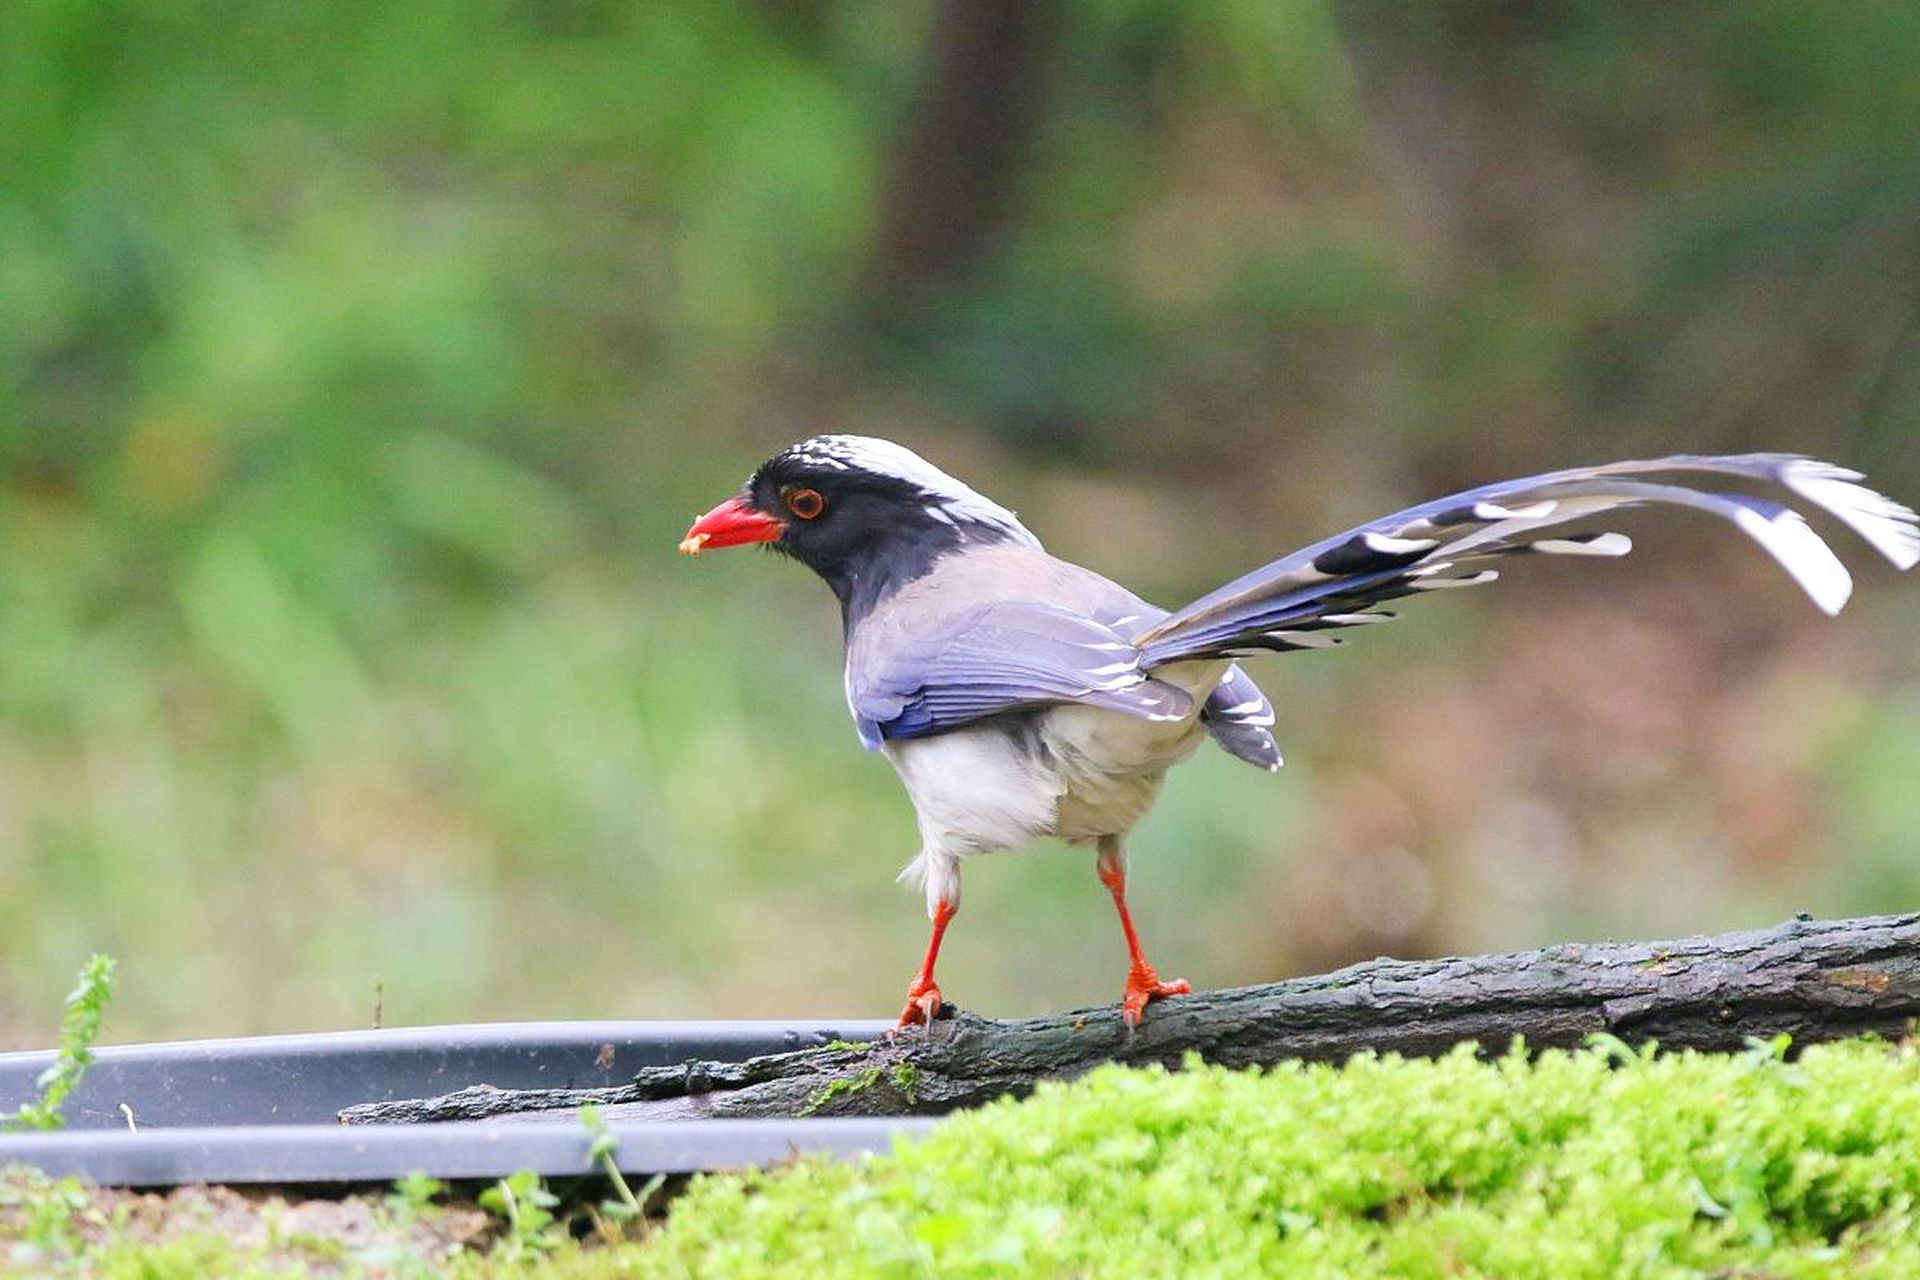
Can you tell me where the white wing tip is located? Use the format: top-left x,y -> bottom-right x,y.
1732,506 -> 1853,615
1474,499 -> 1557,521
1410,568 -> 1500,591
1780,459 -> 1920,572
1364,532 -> 1439,555
1532,532 -> 1634,558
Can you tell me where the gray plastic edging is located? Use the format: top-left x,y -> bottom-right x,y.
0,1020 -> 910,1186
0,1020 -> 895,1129
0,1116 -> 936,1187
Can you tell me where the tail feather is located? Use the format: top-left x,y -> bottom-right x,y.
1137,453 -> 1916,667
1201,663 -> 1282,771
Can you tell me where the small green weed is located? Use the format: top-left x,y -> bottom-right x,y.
6,954 -> 115,1132
579,1103 -> 664,1239
0,1167 -> 95,1269
386,1171 -> 446,1216
478,1169 -> 563,1259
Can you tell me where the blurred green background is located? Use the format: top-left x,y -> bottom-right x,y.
2,0 -> 1917,1047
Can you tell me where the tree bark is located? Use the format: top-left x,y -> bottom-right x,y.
863,0 -> 1059,308
340,914 -> 1920,1125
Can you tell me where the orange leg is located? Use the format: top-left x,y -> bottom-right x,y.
1096,837 -> 1191,1028
898,897 -> 957,1027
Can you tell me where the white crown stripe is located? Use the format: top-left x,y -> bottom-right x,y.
781,435 -> 1043,548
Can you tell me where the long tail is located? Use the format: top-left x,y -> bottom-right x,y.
1136,454 -> 1918,667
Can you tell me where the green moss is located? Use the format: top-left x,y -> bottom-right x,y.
889,1062 -> 921,1105
799,1067 -> 884,1117
622,1039 -> 1920,1279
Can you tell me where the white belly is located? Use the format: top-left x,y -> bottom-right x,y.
883,726 -> 1064,858
881,659 -> 1226,912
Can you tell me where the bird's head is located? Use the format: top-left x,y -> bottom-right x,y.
679,435 -> 1039,619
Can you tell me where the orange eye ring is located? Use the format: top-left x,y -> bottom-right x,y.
784,487 -> 826,520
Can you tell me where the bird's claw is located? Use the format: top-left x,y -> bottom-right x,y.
897,977 -> 944,1028
1120,966 -> 1191,1029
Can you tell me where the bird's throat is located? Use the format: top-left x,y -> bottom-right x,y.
824,522 -> 1007,633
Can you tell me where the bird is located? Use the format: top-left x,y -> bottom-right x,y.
678,436 -> 1918,1028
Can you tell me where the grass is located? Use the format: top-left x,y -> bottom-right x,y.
9,1038 -> 1920,1276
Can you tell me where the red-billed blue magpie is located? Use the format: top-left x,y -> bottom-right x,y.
680,437 -> 1917,1027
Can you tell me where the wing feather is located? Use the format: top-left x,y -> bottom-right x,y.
848,601 -> 1192,747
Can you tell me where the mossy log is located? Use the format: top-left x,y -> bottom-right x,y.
340,913 -> 1920,1124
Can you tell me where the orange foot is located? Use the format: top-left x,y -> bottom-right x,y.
897,976 -> 944,1028
1121,965 -> 1191,1029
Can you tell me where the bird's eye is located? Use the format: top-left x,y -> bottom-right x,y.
784,487 -> 826,520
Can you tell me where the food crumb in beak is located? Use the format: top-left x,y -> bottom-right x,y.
679,532 -> 711,556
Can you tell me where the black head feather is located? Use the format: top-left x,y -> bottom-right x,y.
740,435 -> 1039,628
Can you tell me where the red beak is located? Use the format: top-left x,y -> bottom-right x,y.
679,496 -> 785,556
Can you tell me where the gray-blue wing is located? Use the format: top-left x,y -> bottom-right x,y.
847,601 -> 1194,749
